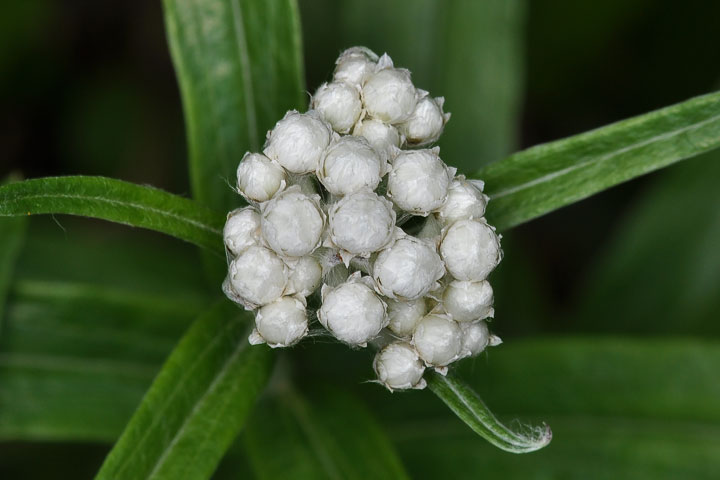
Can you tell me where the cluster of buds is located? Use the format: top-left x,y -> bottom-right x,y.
223,47 -> 502,391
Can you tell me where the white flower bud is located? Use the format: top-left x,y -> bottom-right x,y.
236,152 -> 287,202
373,236 -> 445,300
398,96 -> 449,145
327,190 -> 396,257
373,342 -> 427,391
223,207 -> 261,256
386,297 -> 426,338
388,148 -> 454,215
249,296 -> 308,348
352,118 -> 402,162
412,314 -> 463,367
318,273 -> 387,346
437,176 -> 488,225
225,246 -> 288,309
362,59 -> 418,124
440,219 -> 502,281
460,320 -> 491,358
333,46 -> 378,87
317,136 -> 386,196
286,256 -> 322,297
263,111 -> 331,174
261,186 -> 326,257
311,82 -> 362,134
443,280 -> 494,322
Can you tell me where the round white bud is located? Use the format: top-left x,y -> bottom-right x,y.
263,111 -> 331,174
412,314 -> 463,367
261,187 -> 325,257
251,296 -> 308,348
362,66 -> 418,124
227,246 -> 287,308
317,136 -> 386,196
352,118 -> 402,162
373,236 -> 445,300
318,275 -> 387,346
311,82 -> 362,134
440,220 -> 502,281
333,47 -> 378,87
373,342 -> 426,391
223,207 -> 261,256
437,176 -> 488,225
388,149 -> 453,215
460,320 -> 490,358
443,280 -> 494,322
328,190 -> 396,256
235,152 -> 287,202
398,96 -> 449,145
287,256 -> 322,297
386,297 -> 426,338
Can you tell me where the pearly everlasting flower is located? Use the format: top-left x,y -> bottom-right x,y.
373,236 -> 445,300
236,152 -> 287,202
327,190 -> 396,259
412,313 -> 463,368
249,296 -> 308,348
459,320 -> 500,358
362,56 -> 418,124
443,280 -> 494,322
440,219 -> 502,281
374,342 -> 427,391
386,297 -> 426,338
261,186 -> 326,257
436,176 -> 488,225
225,245 -> 288,309
312,82 -> 363,133
223,207 -> 261,256
264,111 -> 331,174
286,256 -> 322,297
352,118 -> 402,162
317,136 -> 386,196
318,273 -> 388,346
398,96 -> 450,146
333,46 -> 378,87
387,148 -> 455,215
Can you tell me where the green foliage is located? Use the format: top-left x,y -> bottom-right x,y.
427,372 -> 551,453
0,176 -> 225,252
96,302 -> 273,480
0,216 -> 26,331
479,91 -> 720,231
163,0 -> 306,213
245,387 -> 409,479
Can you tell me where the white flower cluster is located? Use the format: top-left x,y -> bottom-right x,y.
222,47 -> 502,391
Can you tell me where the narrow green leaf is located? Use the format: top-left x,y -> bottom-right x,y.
244,387 -> 409,480
163,0 -> 306,213
427,372 -> 551,454
478,90 -> 720,230
576,150 -> 720,335
0,176 -> 224,252
96,301 -> 273,480
0,281 -> 198,442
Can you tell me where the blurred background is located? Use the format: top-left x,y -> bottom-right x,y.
2,0 -> 720,478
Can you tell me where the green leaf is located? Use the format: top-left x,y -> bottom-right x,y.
478,90 -> 720,230
0,216 -> 27,331
0,176 -> 224,253
95,301 -> 273,480
382,338 -> 720,478
575,149 -> 720,335
427,372 -> 551,454
163,0 -> 306,213
244,387 -> 409,480
0,281 -> 199,441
